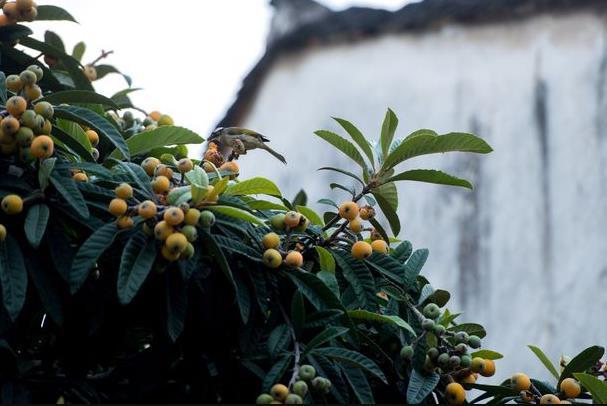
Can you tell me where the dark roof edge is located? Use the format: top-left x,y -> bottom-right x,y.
218,0 -> 607,127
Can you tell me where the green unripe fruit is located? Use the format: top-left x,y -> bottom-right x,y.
423,356 -> 435,373
175,145 -> 188,159
182,225 -> 198,242
199,211 -> 216,228
270,213 -> 286,231
292,380 -> 308,397
298,364 -> 316,381
160,153 -> 176,165
122,111 -> 134,122
142,117 -> 154,126
15,127 -> 33,146
449,355 -> 461,368
182,242 -> 195,259
423,303 -> 441,319
421,318 -> 435,331
158,114 -> 174,126
433,324 -> 446,336
468,335 -> 481,349
454,331 -> 469,344
400,345 -> 414,361
34,101 -> 54,119
19,109 -> 36,128
454,343 -> 468,354
460,355 -> 472,368
33,114 -> 45,133
437,353 -> 450,367
285,394 -> 303,404
256,393 -> 274,404
294,217 -> 309,232
27,65 -> 44,81
19,70 -> 37,86
427,347 -> 439,360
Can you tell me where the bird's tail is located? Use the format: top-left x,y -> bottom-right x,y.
261,144 -> 287,164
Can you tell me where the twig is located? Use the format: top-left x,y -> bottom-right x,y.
88,49 -> 114,66
278,302 -> 301,388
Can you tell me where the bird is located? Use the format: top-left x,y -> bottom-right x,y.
207,127 -> 286,164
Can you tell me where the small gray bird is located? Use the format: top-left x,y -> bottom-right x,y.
207,127 -> 286,164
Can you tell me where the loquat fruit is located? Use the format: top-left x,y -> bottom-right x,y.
270,213 -> 286,230
284,211 -> 301,228
115,183 -> 133,199
16,0 -> 36,11
262,232 -> 281,249
72,172 -> 88,182
460,373 -> 476,385
184,208 -> 201,225
19,69 -> 36,86
165,232 -> 188,255
26,64 -> 43,81
108,198 -> 128,216
470,357 -> 485,373
155,164 -> 173,179
1,116 -> 19,135
86,130 -> 99,147
371,239 -> 389,254
34,101 -> 54,119
1,194 -> 23,215
560,377 -> 581,399
30,135 -> 54,159
349,217 -> 363,233
161,245 -> 180,262
423,303 -> 440,319
400,345 -> 414,360
0,224 -> 6,241
24,84 -> 41,100
2,2 -> 19,20
539,394 -> 561,404
152,175 -> 170,194
5,75 -> 22,92
338,201 -> 359,221
138,200 -> 157,219
359,205 -> 375,220
182,225 -> 198,242
157,114 -> 174,126
293,216 -> 309,232
15,127 -> 33,146
422,318 -> 435,331
285,251 -> 303,267
19,109 -> 36,128
6,96 -> 26,117
299,365 -> 316,381
199,210 -> 215,228
149,111 -> 161,121
292,381 -> 308,397
351,240 -> 372,259
19,6 -> 37,22
177,158 -> 193,173
285,394 -> 303,404
270,384 -> 289,402
511,373 -> 531,392
468,335 -> 482,349
262,248 -> 282,268
445,382 -> 466,405
164,207 -> 184,226
480,359 -> 496,377
220,161 -> 239,179
117,216 -> 134,229
141,157 -> 160,176
154,221 -> 173,241
256,394 -> 273,405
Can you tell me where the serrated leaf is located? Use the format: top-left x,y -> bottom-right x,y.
207,205 -> 263,225
407,369 -> 439,404
527,345 -> 559,380
109,126 -> 203,159
69,223 -> 119,293
49,172 -> 90,219
365,252 -> 406,285
296,205 -> 323,226
24,204 -> 50,249
285,268 -> 343,311
267,324 -> 291,357
114,162 -> 154,197
311,347 -> 387,384
117,233 -> 157,305
38,157 -> 56,190
392,240 -> 412,263
314,130 -> 368,171
35,5 -> 78,22
380,108 -> 398,160
41,90 -> 119,109
559,346 -> 605,385
342,366 -> 374,404
54,105 -> 129,159
404,248 -> 429,288
262,355 -> 292,392
384,169 -> 473,189
0,236 -> 27,321
348,309 -> 416,336
304,327 -> 349,354
382,131 -> 493,171
333,250 -> 376,310
573,373 -> 607,404
224,177 -> 281,198
334,117 -> 375,170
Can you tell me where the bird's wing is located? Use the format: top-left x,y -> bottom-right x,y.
232,127 -> 271,142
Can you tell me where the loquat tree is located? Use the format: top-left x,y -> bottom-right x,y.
0,2 -> 605,405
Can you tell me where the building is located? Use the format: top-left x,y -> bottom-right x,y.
219,0 -> 607,376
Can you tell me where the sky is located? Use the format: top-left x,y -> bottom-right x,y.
25,0 -> 412,153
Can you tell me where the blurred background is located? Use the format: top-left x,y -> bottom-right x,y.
33,0 -> 607,378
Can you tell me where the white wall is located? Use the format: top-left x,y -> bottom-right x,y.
236,11 -> 607,378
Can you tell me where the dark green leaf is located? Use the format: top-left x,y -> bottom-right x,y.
333,250 -> 376,310
334,117 -> 375,170
38,157 -> 56,190
114,161 -> 154,197
267,324 -> 291,357
166,269 -> 187,341
0,24 -> 32,42
368,218 -> 390,244
285,268 -> 343,311
314,130 -> 368,171
305,327 -> 349,353
318,166 -> 365,187
24,204 -> 50,249
117,233 -> 157,305
41,90 -> 119,109
318,198 -> 338,208
0,71 -> 5,104
348,309 -> 416,336
96,64 -> 132,86
291,291 -> 305,336
384,169 -> 473,189
292,189 -> 307,207
262,355 -> 292,392
404,249 -> 429,288
52,125 -> 94,161
573,373 -> 607,404
312,347 -> 387,384
407,369 -> 439,404
50,172 -> 90,219
471,349 -> 504,360
380,108 -> 398,160
342,366 -> 374,404
392,240 -> 412,263
365,252 -> 406,285
0,236 -> 27,321
35,5 -> 78,22
427,289 -> 450,307
559,346 -> 605,385
109,125 -> 203,159
44,30 -> 65,52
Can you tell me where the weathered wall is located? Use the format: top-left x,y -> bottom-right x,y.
234,10 -> 607,377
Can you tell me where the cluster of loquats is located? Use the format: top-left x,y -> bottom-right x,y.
107,109 -> 176,137
399,302 -> 489,405
0,0 -> 38,25
107,156 -> 217,262
506,374 -> 582,404
256,365 -> 332,405
202,141 -> 240,176
2,66 -> 55,161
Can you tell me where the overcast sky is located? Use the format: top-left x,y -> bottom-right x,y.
27,0 -> 412,152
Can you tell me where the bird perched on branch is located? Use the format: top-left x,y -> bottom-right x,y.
207,127 -> 286,164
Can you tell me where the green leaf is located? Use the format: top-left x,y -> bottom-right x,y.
44,30 -> 65,52
224,177 -> 281,198
35,5 -> 78,22
109,126 -> 203,159
373,189 -> 400,237
247,199 -> 289,211
117,233 -> 157,305
54,105 -> 129,159
427,289 -> 450,307
368,217 -> 390,244
184,166 -> 209,188
49,172 -> 90,219
304,327 -> 349,353
342,366 -> 375,404
296,205 -> 323,226
404,249 -> 429,287
207,205 -> 263,225
114,162 -> 154,197
292,189 -> 307,207
311,347 -> 387,384
314,130 -> 368,171
318,166 -> 365,187
24,204 -> 50,249
41,90 -> 119,109
38,157 -> 56,190
0,236 -> 27,321
285,268 -> 343,311
365,252 -> 406,285
291,291 -> 305,336
316,246 -> 335,273
407,369 -> 439,404
382,131 -> 493,171
348,309 -> 416,336
267,324 -> 291,357
380,108 -> 399,160
573,373 -> 607,404
448,323 -> 487,339
262,355 -> 292,392
200,230 -> 239,305
392,240 -> 412,263
69,223 -> 119,294
72,41 -> 86,61
559,346 -> 605,385
51,126 -> 94,161
55,118 -> 93,151
527,345 -> 559,380
318,198 -> 338,208
334,117 -> 375,170
97,65 -> 132,86
333,250 -> 377,310
384,169 -> 473,190
0,24 -> 32,42
471,349 -> 504,360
